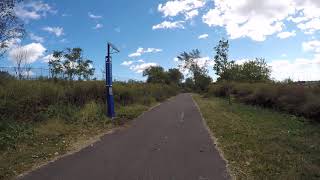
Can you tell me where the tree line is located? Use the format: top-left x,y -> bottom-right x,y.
143,39 -> 271,92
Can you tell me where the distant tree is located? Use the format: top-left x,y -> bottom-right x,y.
177,49 -> 211,92
167,68 -> 184,85
77,58 -> 95,80
63,48 -> 82,80
213,39 -> 235,81
184,77 -> 194,91
239,58 -> 271,82
143,66 -> 167,84
194,74 -> 212,92
0,0 -> 25,58
49,48 -> 95,81
48,50 -> 64,79
10,46 -> 29,79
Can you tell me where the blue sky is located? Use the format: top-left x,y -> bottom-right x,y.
3,0 -> 320,81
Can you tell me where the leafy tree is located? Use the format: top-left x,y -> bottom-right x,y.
184,77 -> 194,90
48,50 -> 64,79
177,49 -> 211,92
143,66 -> 167,84
63,48 -> 82,80
177,49 -> 207,78
0,0 -> 25,58
77,58 -> 95,80
48,47 -> 95,80
213,39 -> 235,81
239,58 -> 271,82
167,68 -> 183,85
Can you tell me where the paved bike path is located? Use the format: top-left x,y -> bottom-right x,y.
21,93 -> 230,180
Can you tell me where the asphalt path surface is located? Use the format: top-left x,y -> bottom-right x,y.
21,94 -> 230,180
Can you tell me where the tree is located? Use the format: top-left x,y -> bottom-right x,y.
48,47 -> 95,81
167,68 -> 183,85
49,50 -> 64,79
0,0 -> 25,58
77,58 -> 95,80
10,46 -> 29,79
63,48 -> 82,80
177,49 -> 211,92
143,66 -> 167,84
213,39 -> 235,81
240,58 -> 271,82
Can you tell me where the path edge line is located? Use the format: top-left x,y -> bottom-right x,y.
190,94 -> 234,180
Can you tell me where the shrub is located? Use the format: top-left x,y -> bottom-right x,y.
207,82 -> 320,121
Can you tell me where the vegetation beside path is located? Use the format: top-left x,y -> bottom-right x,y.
193,94 -> 320,180
0,79 -> 179,179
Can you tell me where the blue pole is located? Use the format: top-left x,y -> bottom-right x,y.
106,44 -> 115,118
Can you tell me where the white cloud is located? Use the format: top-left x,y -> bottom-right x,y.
15,1 -> 56,22
269,57 -> 320,81
152,20 -> 185,30
93,23 -> 103,29
42,54 -> 54,63
158,0 -> 205,17
9,43 -> 46,64
121,61 -> 134,66
302,40 -> 320,53
202,0 -> 320,41
29,33 -> 44,43
277,31 -> 296,39
128,47 -> 162,57
129,62 -> 158,73
88,12 -> 102,19
43,26 -> 64,37
185,9 -> 199,20
137,59 -> 145,63
202,0 -> 293,41
198,33 -> 209,39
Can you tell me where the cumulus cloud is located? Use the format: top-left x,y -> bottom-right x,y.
15,1 -> 56,22
202,0 -> 320,41
277,31 -> 296,39
128,47 -> 163,57
121,61 -> 134,66
93,23 -> 103,29
29,33 -> 44,43
43,26 -> 64,37
269,57 -> 320,81
158,0 -> 205,18
9,43 -> 46,64
302,40 -> 320,53
88,12 -> 102,19
152,20 -> 185,30
129,62 -> 158,73
198,33 -> 209,39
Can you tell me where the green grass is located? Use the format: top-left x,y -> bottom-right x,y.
0,103 -> 153,180
193,94 -> 320,180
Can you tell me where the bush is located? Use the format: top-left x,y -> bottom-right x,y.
207,82 -> 320,122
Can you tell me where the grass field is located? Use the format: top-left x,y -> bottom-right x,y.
193,95 -> 320,180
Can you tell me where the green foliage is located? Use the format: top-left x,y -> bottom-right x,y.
213,39 -> 271,82
143,66 -> 183,85
207,82 -> 320,121
48,48 -> 95,80
177,49 -> 212,92
213,38 -> 230,77
0,0 -> 25,58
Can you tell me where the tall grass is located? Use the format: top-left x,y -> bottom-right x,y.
0,79 -> 179,151
206,82 -> 320,121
